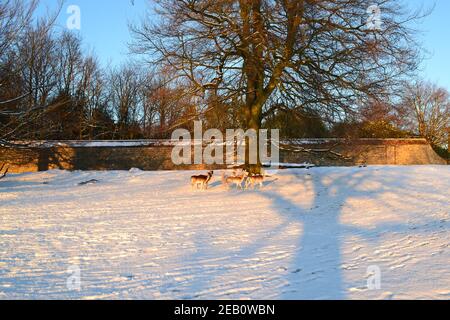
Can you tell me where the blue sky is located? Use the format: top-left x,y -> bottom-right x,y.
407,0 -> 450,90
37,0 -> 152,68
37,0 -> 450,90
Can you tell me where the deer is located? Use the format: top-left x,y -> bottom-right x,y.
245,174 -> 265,190
191,171 -> 214,190
0,163 -> 9,180
222,172 -> 247,190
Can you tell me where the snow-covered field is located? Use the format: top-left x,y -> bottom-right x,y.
0,166 -> 449,300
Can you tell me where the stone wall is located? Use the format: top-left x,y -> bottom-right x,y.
279,139 -> 447,166
0,139 -> 446,173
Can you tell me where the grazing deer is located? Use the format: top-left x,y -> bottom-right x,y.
245,174 -> 265,190
191,171 -> 214,190
222,172 -> 247,190
0,163 -> 8,180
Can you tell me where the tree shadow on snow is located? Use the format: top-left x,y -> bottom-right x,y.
259,170 -> 361,299
256,167 -> 448,299
171,167 -> 448,300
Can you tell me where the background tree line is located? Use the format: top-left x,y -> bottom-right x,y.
0,0 -> 448,159
0,1 -> 199,143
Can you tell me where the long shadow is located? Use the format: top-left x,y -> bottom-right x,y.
259,167 -> 448,299
174,168 -> 378,299
259,169 -> 371,299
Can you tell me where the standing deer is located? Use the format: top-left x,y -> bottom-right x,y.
245,174 -> 265,190
0,163 -> 9,180
191,171 -> 214,190
222,172 -> 247,190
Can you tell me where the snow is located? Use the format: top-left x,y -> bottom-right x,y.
0,166 -> 449,300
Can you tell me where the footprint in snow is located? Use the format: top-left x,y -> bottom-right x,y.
78,179 -> 100,186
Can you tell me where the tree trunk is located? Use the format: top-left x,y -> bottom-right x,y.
245,103 -> 263,175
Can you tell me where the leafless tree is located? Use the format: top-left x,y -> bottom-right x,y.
131,0 -> 425,171
400,81 -> 449,148
80,56 -> 113,140
1,0 -> 38,146
109,64 -> 143,139
0,0 -> 38,58
139,68 -> 198,138
0,0 -> 62,146
56,31 -> 83,96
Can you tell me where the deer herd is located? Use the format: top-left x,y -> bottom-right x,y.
0,164 -> 265,190
190,170 -> 265,191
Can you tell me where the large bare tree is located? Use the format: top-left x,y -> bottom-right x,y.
400,81 -> 449,149
131,0 -> 424,171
